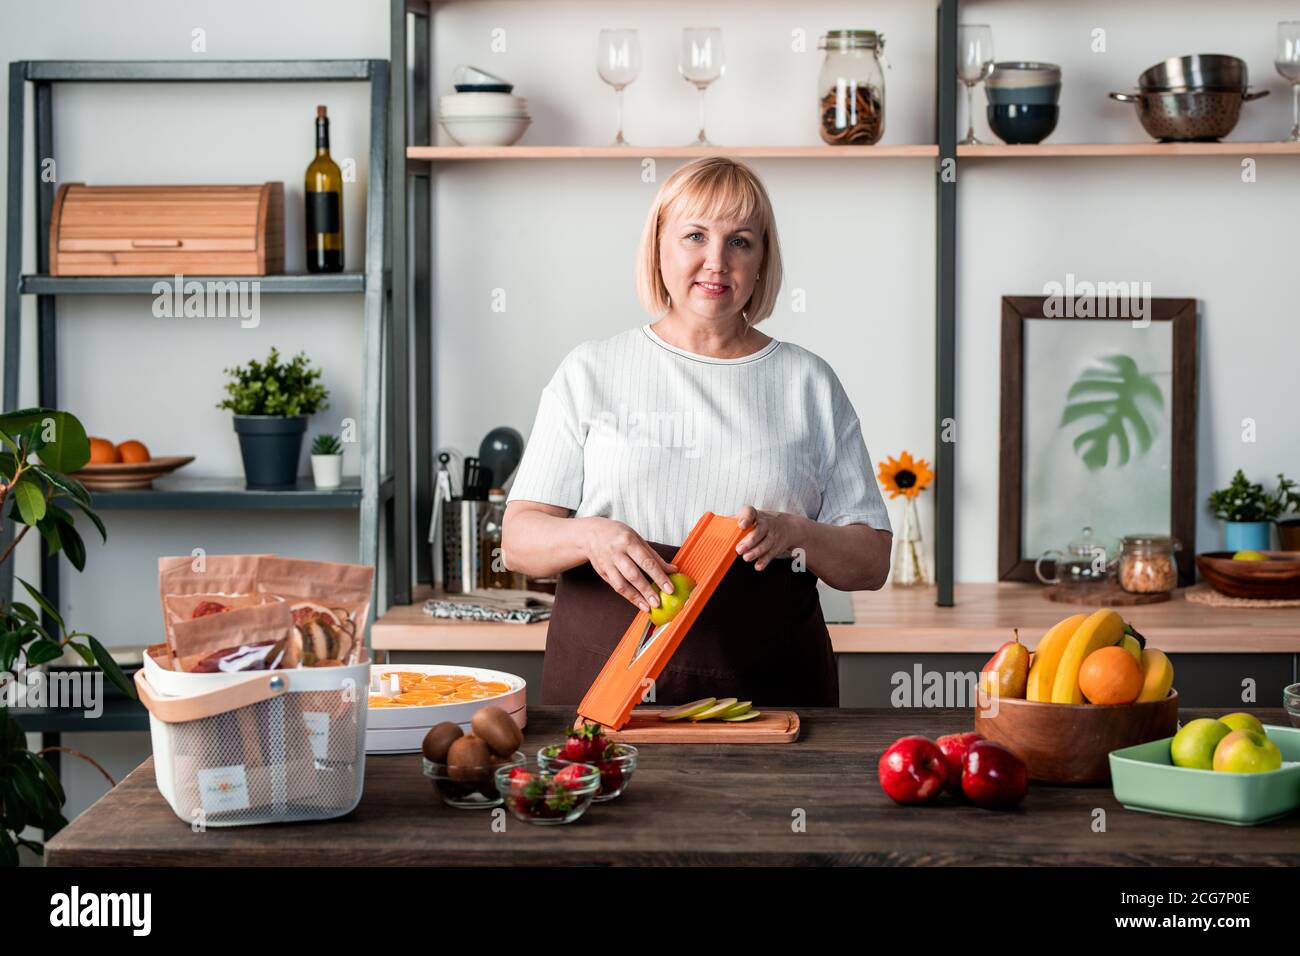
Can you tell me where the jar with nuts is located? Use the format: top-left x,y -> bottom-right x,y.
1117,535 -> 1181,595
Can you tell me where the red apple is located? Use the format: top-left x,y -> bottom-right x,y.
935,731 -> 984,793
878,736 -> 948,805
960,740 -> 1028,809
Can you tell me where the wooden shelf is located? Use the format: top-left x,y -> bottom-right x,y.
408,144 -> 939,161
957,141 -> 1300,159
370,582 -> 1300,654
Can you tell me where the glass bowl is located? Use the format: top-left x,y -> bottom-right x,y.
494,758 -> 601,825
423,751 -> 524,809
538,742 -> 638,802
1285,683 -> 1300,728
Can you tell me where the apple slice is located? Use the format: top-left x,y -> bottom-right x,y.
718,701 -> 753,719
689,698 -> 739,721
722,711 -> 761,722
659,697 -> 716,721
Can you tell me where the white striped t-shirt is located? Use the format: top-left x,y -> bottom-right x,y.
507,324 -> 894,547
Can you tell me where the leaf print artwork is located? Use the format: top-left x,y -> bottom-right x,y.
1059,354 -> 1163,470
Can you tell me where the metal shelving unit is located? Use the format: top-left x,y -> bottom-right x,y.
392,1 -> 959,607
2,58 -> 411,648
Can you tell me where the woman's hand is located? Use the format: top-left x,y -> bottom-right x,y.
734,505 -> 807,571
581,517 -> 679,613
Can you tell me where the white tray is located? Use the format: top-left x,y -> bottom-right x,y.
365,663 -> 527,754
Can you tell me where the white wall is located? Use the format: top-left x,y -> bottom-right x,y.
2,0 -> 1297,835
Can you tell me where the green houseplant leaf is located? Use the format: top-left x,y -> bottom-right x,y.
216,347 -> 330,417
1059,354 -> 1163,470
0,408 -> 90,473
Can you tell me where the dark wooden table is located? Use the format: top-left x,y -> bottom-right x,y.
45,707 -> 1300,866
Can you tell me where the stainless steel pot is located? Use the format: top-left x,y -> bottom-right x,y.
1108,87 -> 1268,141
1138,54 -> 1248,92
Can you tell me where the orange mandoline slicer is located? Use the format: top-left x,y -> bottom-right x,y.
577,512 -> 748,730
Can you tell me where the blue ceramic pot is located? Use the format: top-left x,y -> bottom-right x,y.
986,84 -> 1061,106
233,415 -> 307,489
987,104 -> 1059,145
1223,521 -> 1272,552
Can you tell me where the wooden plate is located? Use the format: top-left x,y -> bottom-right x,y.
1196,550 -> 1300,600
69,455 -> 195,490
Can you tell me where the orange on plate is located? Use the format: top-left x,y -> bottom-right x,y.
116,439 -> 151,463
1078,645 -> 1144,705
88,437 -> 120,464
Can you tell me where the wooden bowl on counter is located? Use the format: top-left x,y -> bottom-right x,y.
1195,551 -> 1300,600
974,691 -> 1180,785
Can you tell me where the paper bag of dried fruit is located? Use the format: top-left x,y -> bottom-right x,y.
157,554 -> 373,673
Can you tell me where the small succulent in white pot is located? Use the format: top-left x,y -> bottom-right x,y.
310,433 -> 343,489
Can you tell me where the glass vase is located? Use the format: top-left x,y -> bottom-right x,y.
891,497 -> 931,587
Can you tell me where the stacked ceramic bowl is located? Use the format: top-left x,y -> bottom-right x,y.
439,92 -> 531,146
986,62 -> 1061,144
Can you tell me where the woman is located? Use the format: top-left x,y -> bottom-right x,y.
502,157 -> 893,707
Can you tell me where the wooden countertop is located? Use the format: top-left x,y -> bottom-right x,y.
45,707 -> 1300,866
372,583 -> 1300,654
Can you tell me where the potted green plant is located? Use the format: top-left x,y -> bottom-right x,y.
310,433 -> 343,489
217,348 -> 329,489
1,407 -> 131,865
1274,473 -> 1300,551
1207,469 -> 1282,552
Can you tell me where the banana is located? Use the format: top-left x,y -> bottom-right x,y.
1137,648 -> 1175,702
1025,613 -> 1088,702
1119,634 -> 1142,664
1050,608 -> 1127,704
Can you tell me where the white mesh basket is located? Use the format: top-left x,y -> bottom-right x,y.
135,661 -> 369,827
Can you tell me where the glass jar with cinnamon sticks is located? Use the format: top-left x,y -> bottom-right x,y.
817,30 -> 887,145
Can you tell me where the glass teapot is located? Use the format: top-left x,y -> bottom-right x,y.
1034,526 -> 1116,589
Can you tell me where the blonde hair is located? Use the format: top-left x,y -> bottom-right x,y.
635,157 -> 783,327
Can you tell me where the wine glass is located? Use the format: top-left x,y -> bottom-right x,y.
957,24 -> 994,145
1276,21 -> 1300,142
598,29 -> 642,146
680,27 -> 725,146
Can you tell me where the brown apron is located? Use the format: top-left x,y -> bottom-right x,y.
541,541 -> 838,707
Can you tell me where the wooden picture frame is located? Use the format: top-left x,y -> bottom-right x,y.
998,296 -> 1198,586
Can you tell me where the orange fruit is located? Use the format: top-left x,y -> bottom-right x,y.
116,439 -> 151,463
88,437 -> 119,464
1078,646 -> 1144,705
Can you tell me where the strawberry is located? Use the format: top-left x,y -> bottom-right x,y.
506,766 -> 532,793
191,600 -> 230,619
553,764 -> 590,791
561,723 -> 606,763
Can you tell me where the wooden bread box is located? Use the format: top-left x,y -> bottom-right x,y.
50,183 -> 284,276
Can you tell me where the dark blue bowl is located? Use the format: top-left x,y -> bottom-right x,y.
987,104 -> 1058,145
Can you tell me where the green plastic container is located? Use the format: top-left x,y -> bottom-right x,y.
1109,725 -> 1300,826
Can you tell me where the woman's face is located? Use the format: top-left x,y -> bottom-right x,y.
658,211 -> 763,323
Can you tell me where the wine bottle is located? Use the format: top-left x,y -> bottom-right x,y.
305,105 -> 343,273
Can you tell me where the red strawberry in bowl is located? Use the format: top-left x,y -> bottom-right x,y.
561,722 -> 607,763
553,764 -> 593,791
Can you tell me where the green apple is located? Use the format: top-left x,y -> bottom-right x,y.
1218,712 -> 1265,736
1170,718 -> 1232,770
648,572 -> 696,626
1212,729 -> 1283,773
722,711 -> 762,722
1231,550 -> 1267,561
718,701 -> 753,719
689,698 -> 739,721
668,572 -> 696,596
660,697 -> 715,721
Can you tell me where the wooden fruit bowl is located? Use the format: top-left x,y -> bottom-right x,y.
68,455 -> 194,490
973,691 -> 1179,786
1195,550 -> 1300,600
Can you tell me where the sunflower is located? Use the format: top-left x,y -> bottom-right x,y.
877,451 -> 934,500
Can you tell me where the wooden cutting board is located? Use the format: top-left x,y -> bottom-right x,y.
575,708 -> 800,744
